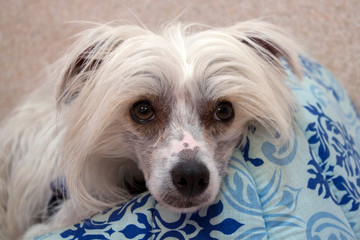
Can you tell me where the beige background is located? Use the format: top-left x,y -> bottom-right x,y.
1,0 -> 359,120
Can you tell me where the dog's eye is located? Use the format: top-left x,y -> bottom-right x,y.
214,101 -> 234,121
131,100 -> 155,123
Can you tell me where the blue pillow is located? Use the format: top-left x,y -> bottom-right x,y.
36,56 -> 360,240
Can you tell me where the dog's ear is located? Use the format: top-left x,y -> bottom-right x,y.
232,21 -> 302,78
57,39 -> 122,105
224,21 -> 303,144
56,25 -> 128,105
58,43 -> 102,105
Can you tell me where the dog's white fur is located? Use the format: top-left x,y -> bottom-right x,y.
0,20 -> 301,239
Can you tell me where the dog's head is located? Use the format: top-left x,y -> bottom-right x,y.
56,21 -> 301,214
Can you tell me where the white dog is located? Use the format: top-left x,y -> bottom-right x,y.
0,20 -> 301,239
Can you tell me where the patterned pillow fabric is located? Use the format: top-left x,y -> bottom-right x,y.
35,56 -> 360,240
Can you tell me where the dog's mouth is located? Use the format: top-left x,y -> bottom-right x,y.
159,190 -> 213,211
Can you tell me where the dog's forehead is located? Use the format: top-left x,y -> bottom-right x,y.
117,29 -> 240,94
112,30 -> 244,111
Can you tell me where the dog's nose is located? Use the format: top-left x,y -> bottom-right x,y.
171,161 -> 209,197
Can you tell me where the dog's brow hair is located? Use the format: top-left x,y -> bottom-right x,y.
131,70 -> 158,79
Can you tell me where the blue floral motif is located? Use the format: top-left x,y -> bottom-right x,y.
242,127 -> 298,167
222,155 -> 263,216
223,153 -> 304,238
59,194 -> 151,239
242,137 -> 264,167
119,212 -> 153,239
57,193 -> 242,240
307,150 -> 334,201
275,185 -> 302,211
308,82 -> 358,129
306,212 -> 356,239
261,132 -> 298,166
188,201 -> 243,240
109,193 -> 152,223
305,103 -> 332,162
305,102 -> 360,211
300,56 -> 341,102
149,211 -> 192,239
259,170 -> 304,229
119,200 -> 243,240
60,222 -> 110,240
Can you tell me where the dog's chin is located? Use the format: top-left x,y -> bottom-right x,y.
154,192 -> 217,213
160,202 -> 204,214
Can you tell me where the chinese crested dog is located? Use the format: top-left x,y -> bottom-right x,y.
0,20 -> 301,239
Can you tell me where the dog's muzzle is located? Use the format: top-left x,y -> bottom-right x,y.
171,161 -> 210,197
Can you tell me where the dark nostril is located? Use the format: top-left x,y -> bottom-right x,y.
198,177 -> 208,187
171,161 -> 210,197
173,176 -> 188,187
